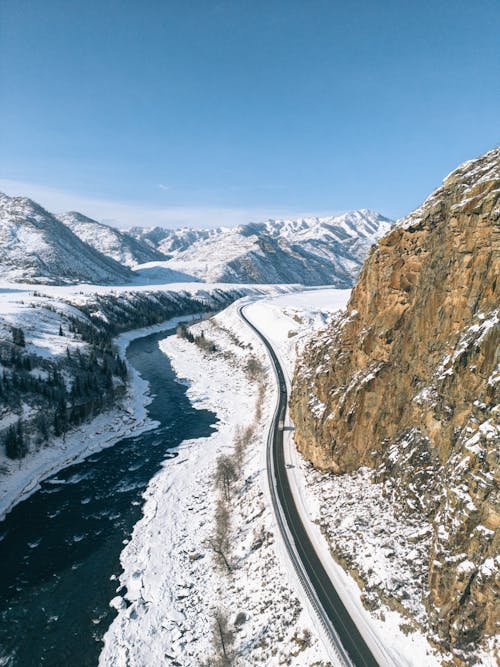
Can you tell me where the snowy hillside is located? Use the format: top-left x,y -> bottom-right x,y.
0,189 -> 392,287
59,211 -> 168,267
0,193 -> 133,285
0,280 -> 290,519
129,209 -> 393,286
128,225 -> 217,256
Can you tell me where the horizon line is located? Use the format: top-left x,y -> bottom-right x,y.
0,178 -> 395,230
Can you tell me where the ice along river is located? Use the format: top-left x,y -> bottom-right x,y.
0,324 -> 217,666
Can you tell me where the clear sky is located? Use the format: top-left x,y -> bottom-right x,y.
0,0 -> 498,228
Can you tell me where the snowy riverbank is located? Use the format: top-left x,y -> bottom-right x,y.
100,298 -> 332,666
100,288 -> 454,666
0,315 -> 200,521
0,279 -> 291,521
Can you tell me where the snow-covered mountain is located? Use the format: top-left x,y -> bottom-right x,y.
0,193 -> 133,285
59,211 -> 168,267
128,226 -> 216,256
0,191 -> 392,287
129,210 -> 393,286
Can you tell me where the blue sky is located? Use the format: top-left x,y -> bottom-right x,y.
0,0 -> 498,227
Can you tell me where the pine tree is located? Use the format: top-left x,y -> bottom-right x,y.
5,421 -> 27,459
12,327 -> 25,347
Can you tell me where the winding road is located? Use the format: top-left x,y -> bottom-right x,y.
239,304 -> 380,667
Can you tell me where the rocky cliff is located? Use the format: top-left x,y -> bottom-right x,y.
290,148 -> 499,661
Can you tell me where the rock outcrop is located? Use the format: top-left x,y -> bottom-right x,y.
290,147 -> 499,660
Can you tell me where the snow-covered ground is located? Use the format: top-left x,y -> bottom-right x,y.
242,289 -> 450,667
244,288 -> 351,372
3,282 -> 489,664
0,278 -> 296,303
101,299 -> 331,665
0,280 -> 295,520
0,193 -> 133,285
101,287 -> 448,665
0,316 -> 199,521
130,209 -> 393,286
243,291 -> 491,667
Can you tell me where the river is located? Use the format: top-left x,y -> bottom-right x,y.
0,325 -> 217,666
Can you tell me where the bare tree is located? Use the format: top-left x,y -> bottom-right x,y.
206,499 -> 232,572
245,355 -> 264,381
216,455 -> 237,501
211,609 -> 234,666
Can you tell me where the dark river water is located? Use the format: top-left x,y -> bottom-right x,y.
0,326 -> 217,666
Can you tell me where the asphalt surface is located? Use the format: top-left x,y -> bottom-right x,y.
240,305 -> 380,667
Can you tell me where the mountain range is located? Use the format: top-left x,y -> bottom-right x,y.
59,211 -> 167,267
0,191 -> 392,286
129,209 -> 393,285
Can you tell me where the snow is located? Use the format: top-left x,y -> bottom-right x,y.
129,210 -> 392,286
243,290 -> 445,666
397,146 -> 499,231
298,465 -> 443,666
242,288 -> 351,371
0,278 -> 297,304
0,316 -> 195,521
101,300 -> 331,665
0,280 -> 297,520
130,261 -> 199,284
102,287 -> 441,666
58,211 -> 167,268
0,192 -> 132,284
2,280 -> 495,663
0,189 -> 393,288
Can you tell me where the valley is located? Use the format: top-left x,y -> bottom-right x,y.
0,148 -> 497,667
2,4 -> 497,665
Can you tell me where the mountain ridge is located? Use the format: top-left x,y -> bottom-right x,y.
58,211 -> 168,267
0,193 -> 133,285
0,190 -> 393,287
129,209 -> 393,286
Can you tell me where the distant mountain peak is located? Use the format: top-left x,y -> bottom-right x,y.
0,193 -> 394,287
59,211 -> 168,267
129,209 -> 393,286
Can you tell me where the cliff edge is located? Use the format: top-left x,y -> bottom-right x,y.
290,147 -> 499,659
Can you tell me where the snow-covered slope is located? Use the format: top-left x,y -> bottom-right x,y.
130,261 -> 200,284
128,226 -> 217,256
0,189 -> 391,287
0,193 -> 133,285
59,211 -> 168,267
130,209 -> 393,286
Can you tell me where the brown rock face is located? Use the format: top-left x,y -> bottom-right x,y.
290,147 -> 499,656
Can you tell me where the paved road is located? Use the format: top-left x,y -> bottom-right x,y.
239,305 -> 380,667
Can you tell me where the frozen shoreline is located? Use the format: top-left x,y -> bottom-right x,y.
0,277 -> 290,522
0,314 -> 201,522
